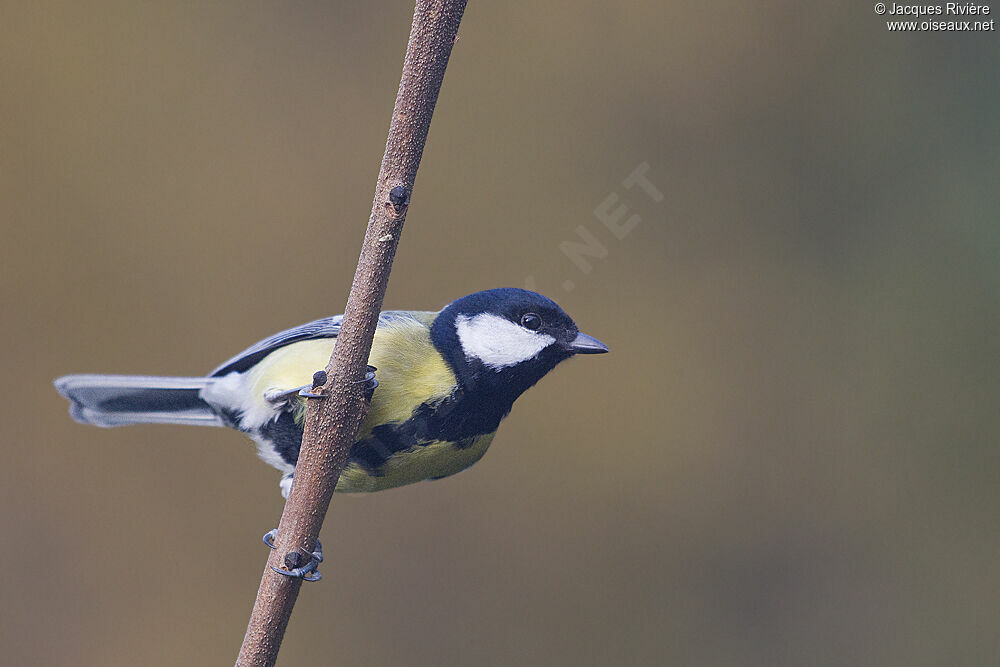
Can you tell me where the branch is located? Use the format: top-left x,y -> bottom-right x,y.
236,2 -> 468,665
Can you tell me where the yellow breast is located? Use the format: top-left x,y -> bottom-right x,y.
335,432 -> 495,492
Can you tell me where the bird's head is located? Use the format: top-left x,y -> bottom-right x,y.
431,288 -> 608,402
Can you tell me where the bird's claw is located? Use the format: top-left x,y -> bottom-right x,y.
262,529 -> 324,582
357,365 -> 379,402
296,388 -> 325,398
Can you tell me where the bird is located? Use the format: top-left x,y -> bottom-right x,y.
54,288 -> 608,498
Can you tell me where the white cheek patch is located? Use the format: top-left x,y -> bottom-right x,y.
455,313 -> 556,369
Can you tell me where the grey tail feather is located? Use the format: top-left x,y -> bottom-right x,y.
53,374 -> 224,428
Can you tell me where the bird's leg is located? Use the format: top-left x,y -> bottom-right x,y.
279,473 -> 294,498
258,366 -> 377,581
263,386 -> 310,406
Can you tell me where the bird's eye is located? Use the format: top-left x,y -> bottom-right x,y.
520,313 -> 542,330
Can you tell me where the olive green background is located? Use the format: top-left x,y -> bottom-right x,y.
2,3 -> 998,665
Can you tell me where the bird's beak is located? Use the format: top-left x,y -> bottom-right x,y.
568,332 -> 609,354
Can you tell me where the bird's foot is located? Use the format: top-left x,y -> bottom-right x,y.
297,366 -> 378,400
262,529 -> 324,582
263,366 -> 376,405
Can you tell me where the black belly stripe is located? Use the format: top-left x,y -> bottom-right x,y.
350,422 -> 426,474
257,390 -> 509,473
257,411 -> 305,467
256,410 -> 434,474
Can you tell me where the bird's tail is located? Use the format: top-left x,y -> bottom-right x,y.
53,374 -> 224,428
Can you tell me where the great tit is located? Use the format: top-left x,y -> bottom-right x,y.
55,288 -> 608,496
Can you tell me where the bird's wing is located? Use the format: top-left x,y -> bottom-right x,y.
208,311 -> 426,377
209,315 -> 343,377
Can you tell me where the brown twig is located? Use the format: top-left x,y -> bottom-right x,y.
236,2 -> 467,664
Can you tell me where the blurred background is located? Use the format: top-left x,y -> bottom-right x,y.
2,2 -> 998,665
